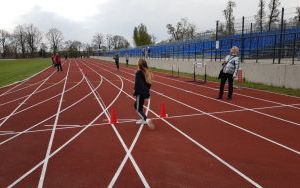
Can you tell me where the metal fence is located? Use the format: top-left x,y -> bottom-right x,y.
99,7 -> 300,65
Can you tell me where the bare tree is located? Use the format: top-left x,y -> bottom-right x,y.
0,29 -> 10,58
223,0 -> 236,35
46,28 -> 64,53
294,7 -> 300,27
267,0 -> 281,31
106,34 -> 113,51
92,33 -> 105,50
7,34 -> 19,58
13,25 -> 27,58
64,40 -> 82,57
111,35 -> 130,50
73,41 -> 82,51
39,43 -> 48,57
255,0 -> 266,32
25,24 -> 42,57
82,42 -> 93,56
166,18 -> 196,41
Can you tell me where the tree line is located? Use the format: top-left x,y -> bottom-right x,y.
0,24 -> 133,58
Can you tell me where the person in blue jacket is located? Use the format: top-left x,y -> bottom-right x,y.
133,59 -> 155,129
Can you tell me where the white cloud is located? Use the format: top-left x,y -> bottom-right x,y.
0,0 -> 299,45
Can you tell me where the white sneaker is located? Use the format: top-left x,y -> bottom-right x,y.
136,119 -> 144,124
146,119 -> 155,130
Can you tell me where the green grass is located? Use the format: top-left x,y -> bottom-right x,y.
0,58 -> 51,87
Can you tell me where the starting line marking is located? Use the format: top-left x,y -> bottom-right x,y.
44,125 -> 82,128
0,131 -> 15,133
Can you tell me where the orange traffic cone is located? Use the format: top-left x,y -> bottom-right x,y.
110,108 -> 117,124
160,102 -> 167,118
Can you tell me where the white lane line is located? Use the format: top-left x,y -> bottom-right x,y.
137,67 -> 300,109
88,62 -> 262,188
103,118 -> 138,122
83,62 -> 150,187
1,79 -> 46,96
155,80 -> 300,127
38,62 -> 71,188
108,64 -> 300,127
100,60 -> 300,110
0,131 -> 15,133
108,99 -> 151,188
0,65 -> 61,128
0,77 -> 84,121
8,62 -> 121,188
81,63 -> 150,187
2,100 -> 300,137
0,74 -> 102,146
0,122 -> 111,136
93,62 -> 300,155
44,125 -> 82,128
0,75 -> 67,107
119,60 -> 300,100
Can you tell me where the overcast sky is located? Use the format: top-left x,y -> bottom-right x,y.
0,0 -> 299,45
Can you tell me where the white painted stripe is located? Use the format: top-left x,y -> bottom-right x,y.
8,114 -> 105,188
107,62 -> 300,111
108,99 -> 151,188
136,64 -> 300,100
155,80 -> 300,127
1,79 -> 46,96
0,76 -> 66,108
0,77 -> 84,121
38,62 -> 71,188
3,101 -> 300,137
44,125 -> 82,128
111,65 -> 300,127
88,62 -> 262,188
115,71 -> 300,155
81,62 -> 150,187
0,72 -> 102,146
0,131 -> 14,133
144,68 -> 300,108
0,64 -> 60,128
7,60 -> 121,187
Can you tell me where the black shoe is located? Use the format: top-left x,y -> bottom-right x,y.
227,97 -> 232,100
216,96 -> 223,99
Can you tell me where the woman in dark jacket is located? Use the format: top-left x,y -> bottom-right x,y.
113,54 -> 119,70
133,59 -> 155,129
54,52 -> 63,72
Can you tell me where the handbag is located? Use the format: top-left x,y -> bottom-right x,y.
218,68 -> 224,79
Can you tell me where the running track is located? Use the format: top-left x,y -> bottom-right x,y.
0,58 -> 299,187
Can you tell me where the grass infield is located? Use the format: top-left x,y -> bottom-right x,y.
0,58 -> 51,87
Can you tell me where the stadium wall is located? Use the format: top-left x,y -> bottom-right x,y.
91,56 -> 300,90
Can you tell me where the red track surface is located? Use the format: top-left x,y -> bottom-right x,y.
0,58 -> 300,187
